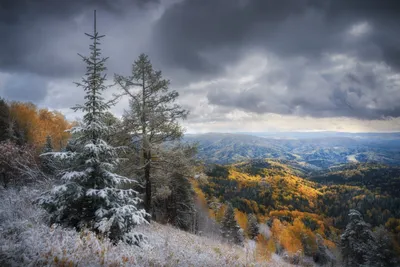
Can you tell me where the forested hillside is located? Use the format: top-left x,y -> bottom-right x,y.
194,159 -> 400,265
310,163 -> 400,197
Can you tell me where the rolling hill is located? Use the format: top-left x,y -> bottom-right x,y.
196,158 -> 400,248
309,163 -> 400,197
185,132 -> 400,168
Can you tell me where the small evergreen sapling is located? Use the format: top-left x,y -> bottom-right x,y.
167,173 -> 196,231
38,11 -> 147,244
221,202 -> 243,245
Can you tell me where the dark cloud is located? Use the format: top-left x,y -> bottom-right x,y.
0,0 -> 160,108
148,0 -> 400,120
0,0 -> 158,76
206,57 -> 400,120
2,74 -> 48,102
1,0 -> 400,123
0,0 -> 158,24
152,0 -> 400,72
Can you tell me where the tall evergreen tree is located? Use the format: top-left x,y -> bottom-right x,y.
39,11 -> 147,244
247,213 -> 259,240
115,54 -> 189,217
221,202 -> 243,245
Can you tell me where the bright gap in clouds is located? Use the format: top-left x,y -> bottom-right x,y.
348,21 -> 371,38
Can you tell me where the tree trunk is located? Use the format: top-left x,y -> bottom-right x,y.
144,150 -> 151,217
141,69 -> 152,219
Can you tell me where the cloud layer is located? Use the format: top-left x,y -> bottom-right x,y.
1,0 -> 400,131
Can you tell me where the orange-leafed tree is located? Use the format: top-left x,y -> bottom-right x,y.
8,101 -> 72,150
37,109 -> 71,150
9,102 -> 38,144
235,208 -> 248,231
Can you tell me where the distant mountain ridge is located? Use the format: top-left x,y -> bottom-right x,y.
309,163 -> 400,197
184,132 -> 400,168
236,131 -> 400,139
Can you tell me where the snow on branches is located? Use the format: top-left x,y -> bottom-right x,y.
38,11 -> 147,244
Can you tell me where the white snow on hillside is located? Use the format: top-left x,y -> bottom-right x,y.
0,185 -> 292,266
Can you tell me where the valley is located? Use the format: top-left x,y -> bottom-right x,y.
186,133 -> 400,264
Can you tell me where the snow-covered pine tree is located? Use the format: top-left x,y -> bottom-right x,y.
341,209 -> 378,267
247,213 -> 259,240
39,10 -> 147,244
221,202 -> 243,245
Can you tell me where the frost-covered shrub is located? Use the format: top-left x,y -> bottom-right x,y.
314,233 -> 336,266
0,186 -> 144,266
282,250 -> 303,265
0,140 -> 45,187
0,185 -> 289,267
0,186 -> 49,265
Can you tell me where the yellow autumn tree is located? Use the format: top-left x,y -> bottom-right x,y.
9,102 -> 38,144
235,209 -> 248,231
8,101 -> 72,150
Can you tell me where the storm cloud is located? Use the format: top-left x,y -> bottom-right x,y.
0,0 -> 158,76
153,0 -> 400,72
205,53 -> 400,119
1,0 -> 400,130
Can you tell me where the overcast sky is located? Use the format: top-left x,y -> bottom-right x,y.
1,0 -> 400,133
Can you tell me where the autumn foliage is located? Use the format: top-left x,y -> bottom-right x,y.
0,100 -> 73,185
8,102 -> 72,150
199,160 -> 344,263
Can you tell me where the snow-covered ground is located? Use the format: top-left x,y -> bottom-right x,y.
0,185 -> 291,266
